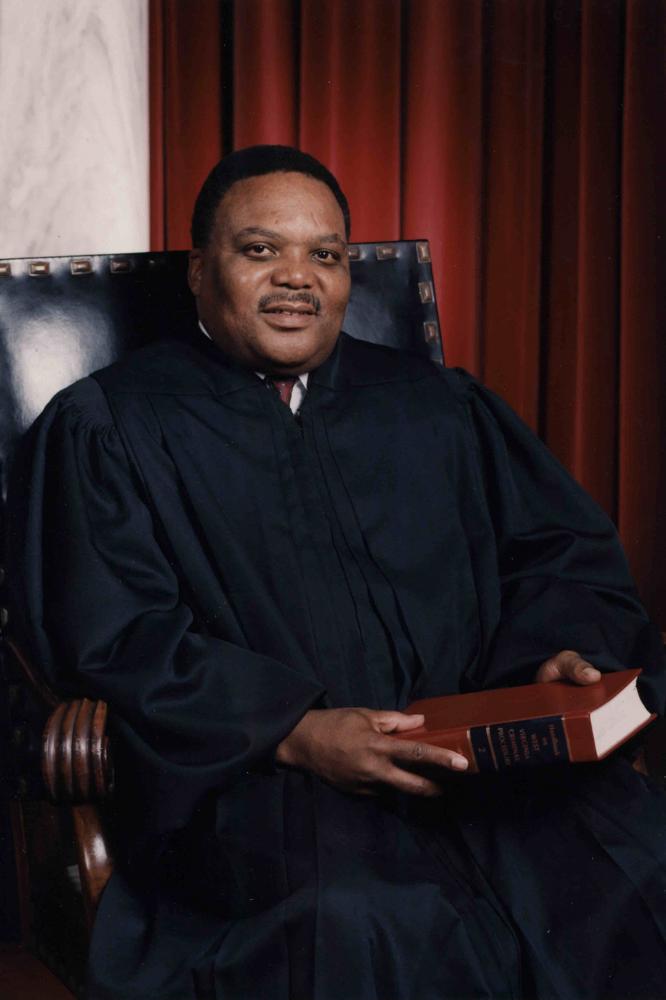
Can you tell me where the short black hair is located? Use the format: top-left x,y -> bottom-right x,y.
191,145 -> 351,248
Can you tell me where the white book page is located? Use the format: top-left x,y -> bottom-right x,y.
590,678 -> 652,757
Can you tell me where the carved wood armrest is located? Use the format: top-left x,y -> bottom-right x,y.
42,698 -> 113,803
42,698 -> 115,927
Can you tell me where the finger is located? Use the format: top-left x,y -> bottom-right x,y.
569,656 -> 601,684
383,736 -> 469,772
536,650 -> 601,685
375,711 -> 425,734
380,764 -> 446,798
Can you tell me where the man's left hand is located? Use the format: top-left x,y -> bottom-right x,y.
535,649 -> 601,685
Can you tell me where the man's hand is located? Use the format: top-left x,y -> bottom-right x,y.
535,649 -> 601,685
275,707 -> 469,798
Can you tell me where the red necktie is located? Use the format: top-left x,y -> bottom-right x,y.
268,376 -> 298,408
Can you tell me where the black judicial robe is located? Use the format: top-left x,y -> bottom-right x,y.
16,331 -> 666,999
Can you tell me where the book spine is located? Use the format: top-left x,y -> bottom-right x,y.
561,714 -> 599,762
401,713 -> 609,770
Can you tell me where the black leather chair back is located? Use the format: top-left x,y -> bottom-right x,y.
0,241 -> 442,503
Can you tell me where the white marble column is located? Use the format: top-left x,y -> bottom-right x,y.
0,0 -> 149,258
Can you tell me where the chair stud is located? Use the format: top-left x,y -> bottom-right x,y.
29,261 -> 50,276
424,320 -> 440,344
418,281 -> 434,304
375,244 -> 398,261
71,259 -> 93,275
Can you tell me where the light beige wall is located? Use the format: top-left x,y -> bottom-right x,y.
0,0 -> 149,258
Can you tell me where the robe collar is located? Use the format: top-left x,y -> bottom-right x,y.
176,323 -> 432,397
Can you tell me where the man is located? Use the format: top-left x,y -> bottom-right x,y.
17,146 -> 666,999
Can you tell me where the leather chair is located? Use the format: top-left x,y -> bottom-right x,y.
0,242 -> 442,992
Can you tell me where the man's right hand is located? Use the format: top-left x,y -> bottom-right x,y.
275,707 -> 469,798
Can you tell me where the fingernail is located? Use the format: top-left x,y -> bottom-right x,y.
451,756 -> 469,771
582,666 -> 599,679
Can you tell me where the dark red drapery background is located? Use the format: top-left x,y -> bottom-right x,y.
149,0 -> 665,622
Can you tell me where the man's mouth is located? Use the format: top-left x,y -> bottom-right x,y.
258,294 -> 321,317
262,305 -> 316,315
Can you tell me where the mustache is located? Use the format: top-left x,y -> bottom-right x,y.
258,292 -> 321,313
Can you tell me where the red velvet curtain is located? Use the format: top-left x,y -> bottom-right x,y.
149,0 -> 665,622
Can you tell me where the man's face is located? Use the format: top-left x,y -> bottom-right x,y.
188,171 -> 351,375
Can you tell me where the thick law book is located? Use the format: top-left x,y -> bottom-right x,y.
397,669 -> 655,773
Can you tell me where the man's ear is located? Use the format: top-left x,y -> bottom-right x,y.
188,249 -> 203,296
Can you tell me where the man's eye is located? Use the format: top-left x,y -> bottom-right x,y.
313,249 -> 340,263
245,244 -> 272,256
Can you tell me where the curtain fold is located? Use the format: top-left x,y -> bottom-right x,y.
481,0 -> 546,426
402,0 -> 484,374
233,0 -> 298,148
300,0 -> 403,237
150,0 -> 224,249
149,0 -> 665,621
618,0 -> 666,620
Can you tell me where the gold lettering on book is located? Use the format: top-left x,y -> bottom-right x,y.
496,727 -> 512,767
548,723 -> 563,759
507,727 -> 521,764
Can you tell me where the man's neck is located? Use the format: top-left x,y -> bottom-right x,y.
198,320 -> 309,411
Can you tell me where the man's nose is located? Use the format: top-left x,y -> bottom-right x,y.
270,254 -> 314,288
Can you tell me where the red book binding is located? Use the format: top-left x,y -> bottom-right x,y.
396,669 -> 655,773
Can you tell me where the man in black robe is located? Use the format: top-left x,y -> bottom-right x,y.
17,146 -> 666,999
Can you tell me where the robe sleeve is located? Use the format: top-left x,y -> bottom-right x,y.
454,370 -> 666,713
12,380 -> 325,838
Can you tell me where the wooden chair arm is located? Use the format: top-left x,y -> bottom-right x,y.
41,698 -> 115,928
70,804 -> 114,929
42,698 -> 113,803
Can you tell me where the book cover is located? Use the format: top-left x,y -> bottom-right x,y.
396,669 -> 655,773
